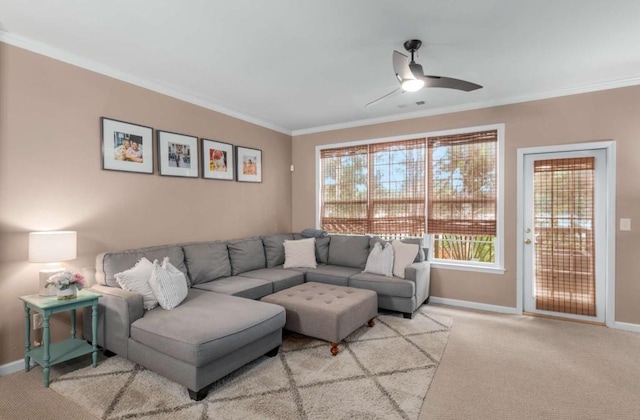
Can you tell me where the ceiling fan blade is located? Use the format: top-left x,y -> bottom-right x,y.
392,51 -> 412,82
423,75 -> 482,91
365,87 -> 402,109
409,62 -> 425,78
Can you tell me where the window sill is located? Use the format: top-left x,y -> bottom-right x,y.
429,261 -> 506,274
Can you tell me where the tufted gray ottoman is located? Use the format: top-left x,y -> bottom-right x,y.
261,282 -> 377,355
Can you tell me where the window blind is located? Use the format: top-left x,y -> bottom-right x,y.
320,145 -> 369,234
533,157 -> 596,316
427,130 -> 497,236
368,138 -> 426,237
320,138 -> 426,237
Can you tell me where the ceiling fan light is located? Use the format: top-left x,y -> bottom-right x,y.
401,78 -> 424,92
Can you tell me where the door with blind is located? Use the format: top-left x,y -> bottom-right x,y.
522,149 -> 606,323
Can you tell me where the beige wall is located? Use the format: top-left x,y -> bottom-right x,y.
292,86 -> 640,324
0,44 -> 292,365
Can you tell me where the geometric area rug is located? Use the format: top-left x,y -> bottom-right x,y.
51,307 -> 452,420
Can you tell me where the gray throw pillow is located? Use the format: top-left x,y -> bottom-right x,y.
227,237 -> 266,275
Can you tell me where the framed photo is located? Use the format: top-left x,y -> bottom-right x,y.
236,146 -> 262,183
157,131 -> 199,178
101,117 -> 154,174
201,139 -> 234,181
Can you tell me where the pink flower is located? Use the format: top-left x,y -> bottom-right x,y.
73,273 -> 85,288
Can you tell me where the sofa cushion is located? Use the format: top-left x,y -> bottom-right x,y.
227,237 -> 266,275
328,235 -> 370,269
183,241 -> 231,284
130,289 -> 285,367
349,272 -> 415,298
314,237 -> 331,264
191,276 -> 272,300
304,265 -> 362,286
97,244 -> 188,288
239,268 -> 305,292
369,236 -> 425,263
261,234 -> 294,268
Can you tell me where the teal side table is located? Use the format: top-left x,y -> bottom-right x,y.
20,290 -> 102,387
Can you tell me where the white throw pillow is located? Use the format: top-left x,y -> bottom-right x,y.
115,257 -> 158,310
283,238 -> 317,269
392,240 -> 419,279
363,242 -> 394,276
148,257 -> 188,310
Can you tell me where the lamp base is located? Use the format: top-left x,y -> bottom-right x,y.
39,268 -> 64,296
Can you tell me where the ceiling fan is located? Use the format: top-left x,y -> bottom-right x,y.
366,39 -> 482,108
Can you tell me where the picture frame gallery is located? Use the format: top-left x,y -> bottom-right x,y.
100,117 -> 261,182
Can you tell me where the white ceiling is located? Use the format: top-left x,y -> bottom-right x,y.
2,0 -> 640,134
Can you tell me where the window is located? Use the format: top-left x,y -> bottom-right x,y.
320,138 -> 426,237
427,130 -> 498,264
317,125 -> 503,271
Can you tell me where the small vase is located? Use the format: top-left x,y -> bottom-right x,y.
57,285 -> 77,300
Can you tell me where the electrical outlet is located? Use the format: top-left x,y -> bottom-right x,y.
32,313 -> 43,330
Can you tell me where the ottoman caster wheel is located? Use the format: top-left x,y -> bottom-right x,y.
368,318 -> 375,327
330,343 -> 339,356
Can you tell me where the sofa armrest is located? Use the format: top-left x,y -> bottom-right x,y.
404,261 -> 431,305
82,284 -> 144,358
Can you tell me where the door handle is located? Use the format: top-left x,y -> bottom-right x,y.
524,239 -> 532,245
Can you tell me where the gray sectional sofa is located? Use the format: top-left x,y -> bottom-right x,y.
83,233 -> 430,400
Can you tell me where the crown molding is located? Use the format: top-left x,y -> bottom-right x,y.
292,76 -> 640,136
0,31 -> 292,136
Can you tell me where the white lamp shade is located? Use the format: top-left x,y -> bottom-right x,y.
28,231 -> 77,263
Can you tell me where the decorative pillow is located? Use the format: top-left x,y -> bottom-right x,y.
392,240 -> 419,279
363,242 -> 394,277
283,238 -> 317,269
148,257 -> 188,310
294,233 -> 331,264
369,236 -> 425,263
115,257 -> 158,310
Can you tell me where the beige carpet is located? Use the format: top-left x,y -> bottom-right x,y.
421,305 -> 640,420
49,308 -> 451,419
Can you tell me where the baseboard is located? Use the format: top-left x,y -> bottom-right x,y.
429,296 -> 520,315
613,321 -> 640,333
430,297 -> 640,332
0,358 -> 35,378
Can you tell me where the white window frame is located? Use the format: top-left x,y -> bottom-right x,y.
315,123 -> 505,274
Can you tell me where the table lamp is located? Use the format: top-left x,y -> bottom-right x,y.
29,231 -> 77,296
